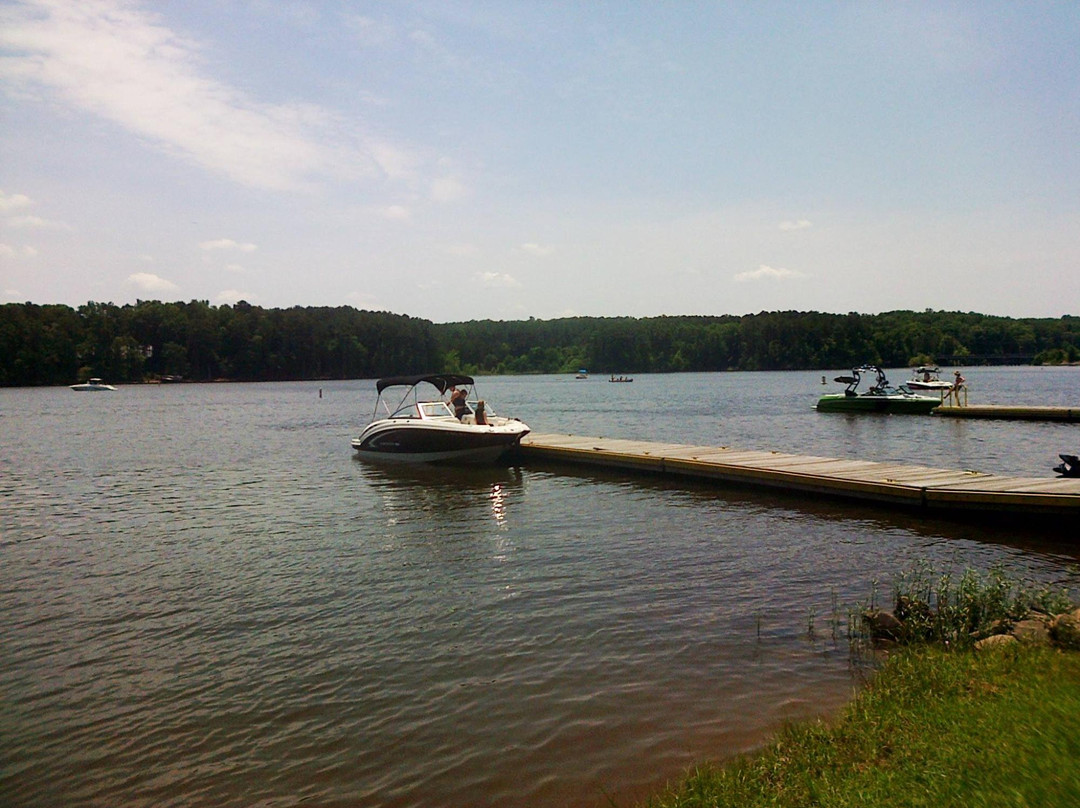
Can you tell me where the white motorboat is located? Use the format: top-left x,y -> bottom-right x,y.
906,366 -> 954,391
352,374 -> 530,464
70,378 -> 117,391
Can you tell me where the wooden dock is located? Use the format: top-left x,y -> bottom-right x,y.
934,405 -> 1079,422
517,433 -> 1080,518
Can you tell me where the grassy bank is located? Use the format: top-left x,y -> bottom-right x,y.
643,645 -> 1080,807
641,562 -> 1080,808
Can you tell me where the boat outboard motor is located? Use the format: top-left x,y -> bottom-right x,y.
1053,454 -> 1080,477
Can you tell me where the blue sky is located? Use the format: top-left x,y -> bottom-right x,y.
2,0 -> 1078,322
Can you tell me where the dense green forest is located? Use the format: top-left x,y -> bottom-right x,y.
1,300 -> 1077,386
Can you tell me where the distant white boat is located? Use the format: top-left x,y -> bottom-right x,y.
70,378 -> 117,391
906,366 -> 954,391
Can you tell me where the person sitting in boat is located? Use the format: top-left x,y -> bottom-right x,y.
449,386 -> 471,420
474,400 -> 488,425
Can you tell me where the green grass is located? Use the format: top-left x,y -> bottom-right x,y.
641,645 -> 1080,807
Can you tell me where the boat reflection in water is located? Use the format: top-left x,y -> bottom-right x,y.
352,374 -> 530,464
359,457 -> 524,532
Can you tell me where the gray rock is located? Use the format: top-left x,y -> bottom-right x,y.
975,634 -> 1018,652
1010,618 -> 1052,645
863,610 -> 903,641
1050,612 -> 1080,650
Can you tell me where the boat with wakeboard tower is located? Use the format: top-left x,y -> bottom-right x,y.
816,365 -> 942,414
352,374 -> 530,464
70,378 -> 117,391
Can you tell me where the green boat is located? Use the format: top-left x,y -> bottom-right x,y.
816,365 -> 942,414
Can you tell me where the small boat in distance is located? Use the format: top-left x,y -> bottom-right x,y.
608,375 -> 633,383
816,365 -> 941,414
352,374 -> 530,464
575,369 -> 589,379
70,378 -> 117,391
906,366 -> 954,391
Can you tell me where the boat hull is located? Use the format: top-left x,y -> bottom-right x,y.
352,419 -> 530,464
815,394 -> 940,414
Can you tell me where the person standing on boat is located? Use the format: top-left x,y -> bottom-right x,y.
449,386 -> 470,420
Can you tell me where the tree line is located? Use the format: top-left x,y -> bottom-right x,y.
1,300 -> 1077,386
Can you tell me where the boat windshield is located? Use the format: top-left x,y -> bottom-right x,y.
419,401 -> 456,419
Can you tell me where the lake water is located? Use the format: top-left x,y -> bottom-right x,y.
3,367 -> 1079,807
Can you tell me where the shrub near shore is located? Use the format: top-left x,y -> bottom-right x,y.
642,566 -> 1080,808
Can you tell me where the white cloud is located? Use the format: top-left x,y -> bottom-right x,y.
476,271 -> 520,288
441,242 -> 481,258
6,214 -> 68,230
224,263 -> 246,274
520,242 -> 554,256
0,190 -> 32,211
367,140 -> 420,180
199,238 -> 257,252
0,243 -> 38,259
127,271 -> 179,292
344,14 -> 397,49
0,0 -> 376,191
214,289 -> 249,305
6,215 -> 46,228
733,264 -> 807,282
409,29 -> 437,49
431,176 -> 467,202
347,291 -> 382,309
382,205 -> 412,221
779,219 -> 812,231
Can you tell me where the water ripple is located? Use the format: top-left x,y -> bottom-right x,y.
2,373 -> 1079,807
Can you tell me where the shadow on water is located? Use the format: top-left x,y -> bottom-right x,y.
517,458 -> 1080,565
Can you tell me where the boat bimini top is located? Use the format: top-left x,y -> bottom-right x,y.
370,374 -> 477,420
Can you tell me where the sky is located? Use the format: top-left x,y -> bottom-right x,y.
1,1 -> 1078,323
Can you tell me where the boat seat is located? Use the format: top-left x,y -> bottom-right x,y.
460,414 -> 475,424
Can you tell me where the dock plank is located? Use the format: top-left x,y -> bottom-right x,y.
518,433 -> 1080,518
935,405 -> 1078,422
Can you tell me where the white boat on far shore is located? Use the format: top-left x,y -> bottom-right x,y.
70,378 -> 117,391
